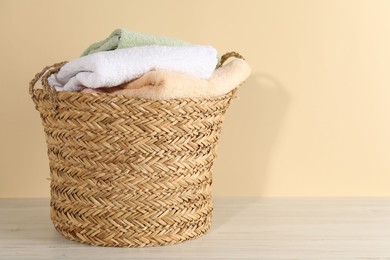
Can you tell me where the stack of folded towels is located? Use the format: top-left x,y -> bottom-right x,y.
48,28 -> 251,100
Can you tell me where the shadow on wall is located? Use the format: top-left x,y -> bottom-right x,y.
213,72 -> 290,196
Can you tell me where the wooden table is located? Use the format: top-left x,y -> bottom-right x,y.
1,198 -> 390,259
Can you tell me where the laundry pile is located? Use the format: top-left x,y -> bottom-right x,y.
48,28 -> 251,100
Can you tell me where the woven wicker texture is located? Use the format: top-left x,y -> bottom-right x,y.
30,52 -> 240,247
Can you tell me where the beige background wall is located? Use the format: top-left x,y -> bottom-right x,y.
1,0 -> 390,198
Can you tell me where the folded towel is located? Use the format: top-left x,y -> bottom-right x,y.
81,28 -> 190,56
49,45 -> 218,92
81,58 -> 251,100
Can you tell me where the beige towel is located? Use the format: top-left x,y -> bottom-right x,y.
81,58 -> 251,100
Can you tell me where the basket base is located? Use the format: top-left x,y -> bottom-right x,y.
51,211 -> 212,247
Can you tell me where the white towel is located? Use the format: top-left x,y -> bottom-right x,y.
48,45 -> 218,92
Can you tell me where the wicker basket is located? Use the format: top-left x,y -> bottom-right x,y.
29,52 -> 242,247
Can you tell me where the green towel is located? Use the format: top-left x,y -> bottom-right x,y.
81,28 -> 190,56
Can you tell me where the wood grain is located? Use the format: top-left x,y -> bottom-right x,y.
1,198 -> 390,259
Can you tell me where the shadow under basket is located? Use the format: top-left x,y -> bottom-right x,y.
29,52 -> 241,247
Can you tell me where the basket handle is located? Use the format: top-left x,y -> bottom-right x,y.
217,51 -> 245,68
29,61 -> 67,109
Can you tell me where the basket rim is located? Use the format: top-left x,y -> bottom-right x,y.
32,86 -> 238,104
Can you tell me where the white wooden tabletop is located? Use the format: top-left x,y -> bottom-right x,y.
1,198 -> 390,259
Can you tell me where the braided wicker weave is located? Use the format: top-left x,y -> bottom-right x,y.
29,52 -> 241,247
